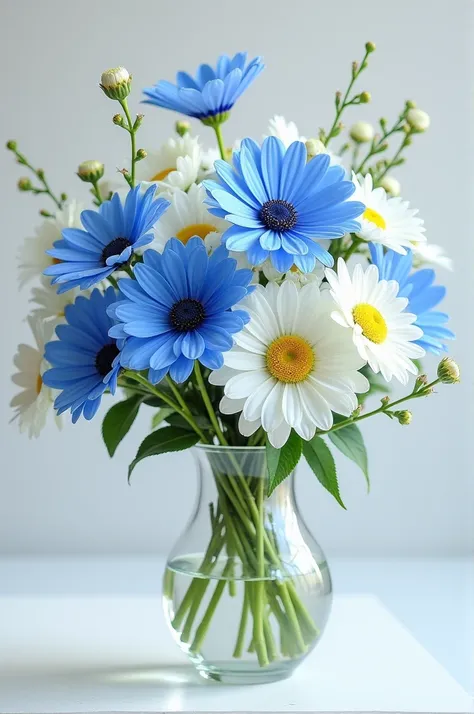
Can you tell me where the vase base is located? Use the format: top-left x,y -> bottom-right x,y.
195,660 -> 296,685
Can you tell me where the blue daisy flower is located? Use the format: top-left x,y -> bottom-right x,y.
369,243 -> 454,355
107,237 -> 252,384
44,186 -> 170,294
203,137 -> 365,273
42,287 -> 122,422
142,52 -> 264,123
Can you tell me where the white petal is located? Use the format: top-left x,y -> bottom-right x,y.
225,370 -> 269,399
268,420 -> 291,448
219,395 -> 246,415
238,413 -> 261,437
224,350 -> 265,371
261,382 -> 285,432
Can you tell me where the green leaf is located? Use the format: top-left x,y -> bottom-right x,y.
102,395 -> 142,457
166,412 -> 211,432
266,431 -> 302,497
328,423 -> 370,491
151,407 -> 175,430
303,436 -> 346,509
128,426 -> 199,481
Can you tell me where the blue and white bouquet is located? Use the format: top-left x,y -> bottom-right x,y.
8,44 -> 459,673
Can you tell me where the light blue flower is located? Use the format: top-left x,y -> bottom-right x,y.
142,52 -> 264,122
44,186 -> 169,293
107,237 -> 253,384
369,243 -> 454,355
42,288 -> 122,422
204,137 -> 364,273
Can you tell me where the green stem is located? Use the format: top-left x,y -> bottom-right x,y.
213,123 -> 227,161
120,98 -> 137,187
91,179 -> 103,205
123,370 -> 209,443
343,235 -> 364,261
165,375 -> 192,418
325,47 -> 371,147
376,130 -> 414,182
324,378 -> 440,435
189,559 -> 235,654
252,476 -> 269,666
194,361 -> 228,445
233,583 -> 250,658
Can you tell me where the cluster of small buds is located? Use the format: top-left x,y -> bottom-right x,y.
407,108 -> 430,132
100,67 -> 131,101
349,121 -> 374,143
77,160 -> 104,183
379,176 -> 401,196
437,357 -> 460,384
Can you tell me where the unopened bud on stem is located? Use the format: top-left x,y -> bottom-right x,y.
437,357 -> 460,384
77,160 -> 104,183
100,67 -> 131,100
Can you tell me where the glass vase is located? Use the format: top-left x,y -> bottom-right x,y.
162,445 -> 332,684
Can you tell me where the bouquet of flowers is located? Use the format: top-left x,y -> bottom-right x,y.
8,43 -> 459,680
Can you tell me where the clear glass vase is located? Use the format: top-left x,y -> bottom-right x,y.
163,445 -> 332,684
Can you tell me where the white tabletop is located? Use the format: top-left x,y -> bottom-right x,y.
0,559 -> 472,713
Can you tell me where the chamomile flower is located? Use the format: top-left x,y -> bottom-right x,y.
209,281 -> 368,448
411,241 -> 453,271
326,258 -> 425,384
267,115 -> 306,147
152,184 -> 229,252
352,173 -> 426,254
135,135 -> 202,194
10,316 -> 59,438
18,200 -> 83,287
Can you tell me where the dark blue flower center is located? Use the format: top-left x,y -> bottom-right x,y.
170,298 -> 205,332
101,237 -> 131,266
95,343 -> 120,377
260,199 -> 298,232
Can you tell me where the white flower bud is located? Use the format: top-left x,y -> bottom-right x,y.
437,357 -> 460,384
77,160 -> 105,183
407,108 -> 430,132
305,138 -> 327,159
379,175 -> 401,197
100,67 -> 131,100
349,121 -> 375,143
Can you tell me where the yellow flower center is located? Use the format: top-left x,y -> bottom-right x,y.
363,207 -> 386,230
36,373 -> 43,394
353,303 -> 388,344
289,264 -> 300,273
176,223 -> 216,245
151,167 -> 174,181
266,335 -> 315,383
51,257 -> 61,265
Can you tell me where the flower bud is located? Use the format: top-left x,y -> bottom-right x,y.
133,114 -> 144,131
113,113 -> 124,126
136,148 -> 147,161
407,108 -> 430,132
379,175 -> 401,197
396,410 -> 412,426
100,67 -> 131,100
437,357 -> 460,384
349,121 -> 374,143
359,91 -> 371,104
406,100 -> 417,110
77,159 -> 105,183
380,395 -> 390,407
36,168 -> 45,180
6,140 -> 17,151
60,192 -> 68,202
365,41 -> 376,53
40,208 -> 53,217
176,120 -> 191,137
305,138 -> 327,159
18,177 -> 32,191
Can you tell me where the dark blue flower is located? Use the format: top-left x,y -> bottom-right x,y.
42,287 -> 122,422
142,52 -> 264,122
44,186 -> 170,293
369,243 -> 454,355
204,137 -> 364,273
107,238 -> 252,383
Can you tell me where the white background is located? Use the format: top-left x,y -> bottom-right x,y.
0,0 -> 472,557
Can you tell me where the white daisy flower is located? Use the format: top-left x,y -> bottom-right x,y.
326,258 -> 425,385
18,200 -> 83,287
267,115 -> 306,148
135,135 -> 202,194
29,275 -> 80,323
198,147 -> 221,182
209,281 -> 369,448
412,241 -> 453,271
10,316 -> 60,438
151,183 -> 229,252
352,173 -> 426,254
